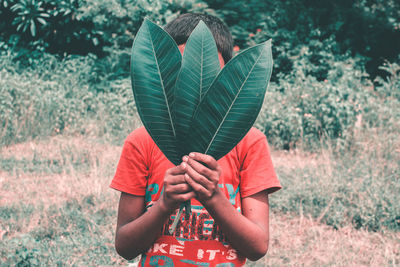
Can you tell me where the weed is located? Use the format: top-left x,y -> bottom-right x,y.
0,52 -> 141,147
0,204 -> 35,237
270,127 -> 400,231
0,136 -> 398,265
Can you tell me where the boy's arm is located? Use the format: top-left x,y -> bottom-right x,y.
115,164 -> 196,260
182,153 -> 270,261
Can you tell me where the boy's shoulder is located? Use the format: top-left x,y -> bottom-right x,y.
125,126 -> 155,149
126,126 -> 150,141
233,127 -> 270,158
239,127 -> 268,147
245,127 -> 266,139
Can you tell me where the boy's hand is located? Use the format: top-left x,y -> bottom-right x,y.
181,152 -> 221,204
160,164 -> 196,212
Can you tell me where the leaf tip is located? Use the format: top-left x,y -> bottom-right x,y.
142,17 -> 155,27
197,20 -> 207,27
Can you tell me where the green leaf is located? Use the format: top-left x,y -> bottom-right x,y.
30,20 -> 36,36
174,20 -> 220,156
185,40 -> 273,160
36,17 -> 47,25
40,13 -> 50,18
130,19 -> 182,165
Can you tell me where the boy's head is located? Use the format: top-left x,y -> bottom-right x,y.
164,13 -> 233,64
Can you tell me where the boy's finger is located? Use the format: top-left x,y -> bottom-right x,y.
188,152 -> 218,170
185,163 -> 211,186
175,191 -> 196,203
184,157 -> 214,179
167,164 -> 186,175
167,174 -> 187,185
169,183 -> 192,194
184,173 -> 209,196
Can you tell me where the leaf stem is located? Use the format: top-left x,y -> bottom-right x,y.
169,201 -> 191,234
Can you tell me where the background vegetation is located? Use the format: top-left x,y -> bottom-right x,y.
1,0 -> 399,265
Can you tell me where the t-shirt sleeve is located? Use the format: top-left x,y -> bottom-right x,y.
239,128 -> 282,198
110,128 -> 150,196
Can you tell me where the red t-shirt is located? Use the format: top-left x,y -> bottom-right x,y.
111,126 -> 281,266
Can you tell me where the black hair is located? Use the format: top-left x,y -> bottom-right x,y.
164,13 -> 233,63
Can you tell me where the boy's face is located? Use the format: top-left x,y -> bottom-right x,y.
178,44 -> 225,69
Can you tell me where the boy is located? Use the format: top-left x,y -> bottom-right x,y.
110,13 -> 281,266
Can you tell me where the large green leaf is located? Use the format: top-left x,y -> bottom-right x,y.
184,40 -> 273,160
130,19 -> 182,165
174,20 -> 220,157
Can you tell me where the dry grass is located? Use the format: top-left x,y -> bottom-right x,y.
1,135 -> 399,266
269,127 -> 400,232
254,144 -> 400,266
261,213 -> 400,266
0,135 -> 121,207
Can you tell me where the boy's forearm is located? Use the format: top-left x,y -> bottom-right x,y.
203,190 -> 269,261
115,199 -> 172,260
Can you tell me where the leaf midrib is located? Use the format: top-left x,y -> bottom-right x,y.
204,46 -> 265,154
149,26 -> 176,138
199,33 -> 204,101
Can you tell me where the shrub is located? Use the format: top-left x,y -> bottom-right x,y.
0,0 -> 210,56
206,0 -> 400,79
2,0 -> 399,82
270,119 -> 400,231
255,55 -> 400,150
0,53 -> 93,145
78,0 -> 211,48
0,51 -> 139,146
0,0 -> 103,55
373,60 -> 400,101
264,59 -> 400,230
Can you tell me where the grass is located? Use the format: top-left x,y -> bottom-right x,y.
0,199 -> 122,266
1,135 -> 399,266
0,136 -> 125,266
0,49 -> 399,266
251,214 -> 399,266
270,128 -> 400,231
0,52 -> 140,147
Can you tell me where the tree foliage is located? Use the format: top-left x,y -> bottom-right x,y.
1,0 -> 399,150
204,0 -> 400,79
1,0 -> 398,79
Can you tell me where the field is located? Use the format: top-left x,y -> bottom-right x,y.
1,1 -> 400,263
1,134 -> 399,266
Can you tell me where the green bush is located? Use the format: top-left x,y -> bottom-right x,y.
78,0 -> 210,48
270,119 -> 400,231
0,0 -> 103,55
0,53 -> 93,145
0,51 -> 139,146
1,46 -> 398,150
206,0 -> 400,79
255,54 -> 393,150
0,0 -> 210,56
1,0 -> 399,82
373,60 -> 400,101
